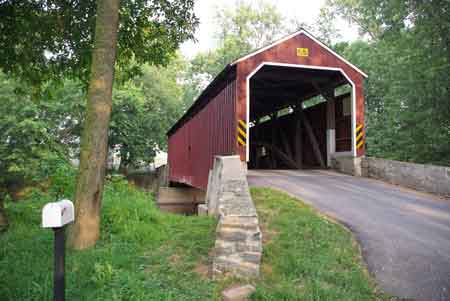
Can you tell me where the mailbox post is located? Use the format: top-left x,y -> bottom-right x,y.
42,200 -> 74,301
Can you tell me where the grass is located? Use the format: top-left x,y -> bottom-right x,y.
0,179 -> 394,300
0,179 -> 217,300
248,187 -> 396,301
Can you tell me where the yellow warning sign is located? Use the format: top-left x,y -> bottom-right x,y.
237,119 -> 247,147
296,47 -> 309,57
356,123 -> 365,150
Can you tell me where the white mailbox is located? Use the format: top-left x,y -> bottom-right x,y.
42,199 -> 75,228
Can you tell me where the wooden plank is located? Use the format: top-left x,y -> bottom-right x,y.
250,80 -> 345,121
310,81 -> 336,102
252,141 -> 298,169
158,204 -> 197,215
297,107 -> 325,168
158,187 -> 205,205
310,81 -> 336,166
279,127 -> 293,159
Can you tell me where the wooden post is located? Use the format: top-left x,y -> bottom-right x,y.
310,82 -> 336,167
53,227 -> 65,301
251,141 -> 298,169
254,119 -> 260,169
326,95 -> 336,167
270,113 -> 277,168
295,109 -> 303,169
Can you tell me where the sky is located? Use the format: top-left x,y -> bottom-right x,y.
180,0 -> 360,58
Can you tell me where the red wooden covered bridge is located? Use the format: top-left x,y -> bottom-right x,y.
167,29 -> 367,190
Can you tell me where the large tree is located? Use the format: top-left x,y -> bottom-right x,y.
68,0 -> 120,249
0,0 -> 197,247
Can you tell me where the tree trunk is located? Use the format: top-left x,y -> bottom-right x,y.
0,194 -> 8,232
68,0 -> 120,250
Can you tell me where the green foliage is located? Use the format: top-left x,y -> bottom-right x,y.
330,0 -> 450,165
0,72 -> 73,188
0,176 -> 217,300
215,1 -> 284,51
39,79 -> 86,150
0,53 -> 187,184
47,163 -> 77,200
110,61 -> 186,169
110,81 -> 158,169
290,5 -> 342,45
250,188 -> 395,301
0,0 -> 198,85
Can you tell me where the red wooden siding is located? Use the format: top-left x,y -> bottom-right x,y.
335,93 -> 352,152
235,32 -> 365,160
168,81 -> 236,189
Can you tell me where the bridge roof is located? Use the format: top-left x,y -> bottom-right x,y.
167,29 -> 366,136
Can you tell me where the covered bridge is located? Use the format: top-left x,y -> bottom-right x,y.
167,29 -> 367,190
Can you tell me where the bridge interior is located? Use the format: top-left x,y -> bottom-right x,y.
248,65 -> 352,169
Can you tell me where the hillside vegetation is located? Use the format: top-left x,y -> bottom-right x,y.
0,175 -> 217,300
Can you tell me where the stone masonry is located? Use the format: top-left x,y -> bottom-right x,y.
203,156 -> 262,279
362,157 -> 450,196
331,155 -> 450,196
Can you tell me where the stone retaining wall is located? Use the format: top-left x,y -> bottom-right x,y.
362,157 -> 450,196
330,155 -> 362,176
127,165 -> 168,193
204,156 -> 262,279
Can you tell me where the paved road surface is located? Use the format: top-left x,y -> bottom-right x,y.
248,169 -> 450,301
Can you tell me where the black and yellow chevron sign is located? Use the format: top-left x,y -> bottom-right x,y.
237,119 -> 247,147
356,123 -> 365,149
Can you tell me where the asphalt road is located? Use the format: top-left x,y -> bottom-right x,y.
247,169 -> 450,301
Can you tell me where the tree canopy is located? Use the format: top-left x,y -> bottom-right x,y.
110,61 -> 186,172
331,0 -> 450,165
0,0 -> 198,84
0,57 -> 187,188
